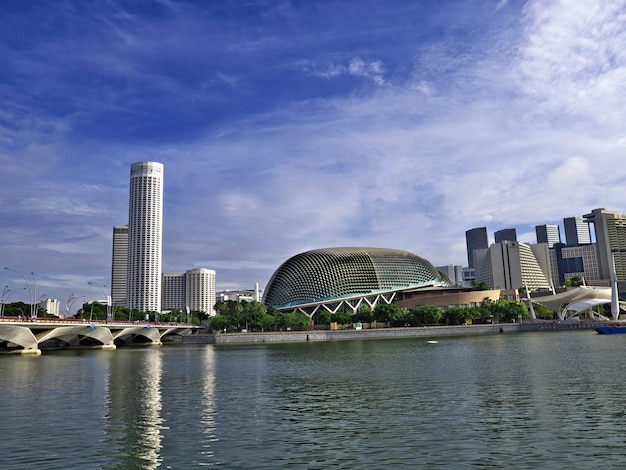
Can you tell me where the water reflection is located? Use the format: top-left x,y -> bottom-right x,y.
102,349 -> 164,469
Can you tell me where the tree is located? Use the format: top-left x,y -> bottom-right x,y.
564,276 -> 582,287
374,303 -> 404,326
409,305 -> 443,325
333,310 -> 352,326
354,305 -> 374,324
209,315 -> 231,332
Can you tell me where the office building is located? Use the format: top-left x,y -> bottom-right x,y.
436,265 -> 466,286
494,228 -> 517,243
583,208 -> 626,286
465,227 -> 489,269
536,224 -> 561,247
127,161 -> 163,312
162,272 -> 186,312
111,225 -> 128,306
550,243 -> 600,286
162,269 -> 217,316
474,241 -> 552,291
563,216 -> 592,246
186,268 -> 216,316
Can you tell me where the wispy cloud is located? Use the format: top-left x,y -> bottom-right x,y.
2,0 -> 626,305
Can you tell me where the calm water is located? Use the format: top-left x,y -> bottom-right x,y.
2,330 -> 626,469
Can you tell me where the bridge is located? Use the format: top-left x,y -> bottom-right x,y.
0,317 -> 204,355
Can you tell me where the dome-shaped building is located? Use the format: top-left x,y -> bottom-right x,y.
263,247 -> 450,314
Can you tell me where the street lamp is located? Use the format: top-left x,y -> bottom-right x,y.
88,282 -> 112,322
1,287 -> 26,317
66,294 -> 86,318
36,294 -> 47,319
4,268 -> 34,318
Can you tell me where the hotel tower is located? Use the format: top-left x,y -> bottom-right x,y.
127,162 -> 163,312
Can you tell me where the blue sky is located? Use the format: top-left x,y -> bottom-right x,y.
2,0 -> 626,310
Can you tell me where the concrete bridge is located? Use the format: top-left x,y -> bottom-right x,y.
0,317 -> 204,355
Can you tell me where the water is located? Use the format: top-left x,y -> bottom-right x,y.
2,330 -> 626,469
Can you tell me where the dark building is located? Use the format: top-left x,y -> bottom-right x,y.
465,227 -> 489,269
536,224 -> 561,247
563,216 -> 591,246
494,228 -> 517,243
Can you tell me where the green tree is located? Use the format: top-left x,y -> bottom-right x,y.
374,303 -> 404,326
564,276 -> 582,287
354,305 -> 374,324
409,305 -> 443,325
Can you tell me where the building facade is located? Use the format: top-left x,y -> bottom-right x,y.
494,228 -> 517,243
583,208 -> 626,287
535,224 -> 561,247
111,224 -> 128,306
186,269 -> 216,316
475,241 -> 552,291
465,227 -> 489,269
127,161 -> 163,312
162,269 -> 217,316
563,216 -> 592,246
162,272 -> 186,311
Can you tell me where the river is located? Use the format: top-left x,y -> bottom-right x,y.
1,330 -> 626,469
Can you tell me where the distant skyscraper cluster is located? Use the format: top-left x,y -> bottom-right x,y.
111,162 -> 216,315
460,208 -> 626,294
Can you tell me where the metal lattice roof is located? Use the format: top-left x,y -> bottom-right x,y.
263,247 -> 449,309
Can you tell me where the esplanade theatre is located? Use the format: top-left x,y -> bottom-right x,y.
263,247 -> 452,318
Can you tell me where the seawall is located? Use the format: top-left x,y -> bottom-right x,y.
181,321 -> 598,345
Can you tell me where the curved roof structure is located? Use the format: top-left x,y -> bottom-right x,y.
263,247 -> 449,309
530,286 -> 620,320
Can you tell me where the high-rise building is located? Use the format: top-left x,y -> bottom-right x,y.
475,241 -> 552,291
535,224 -> 561,247
127,162 -> 163,312
494,228 -> 517,243
162,272 -> 186,311
583,208 -> 626,286
465,227 -> 489,269
162,269 -> 217,316
111,224 -> 128,306
186,269 -> 216,316
563,216 -> 592,246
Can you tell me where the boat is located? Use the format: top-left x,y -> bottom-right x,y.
594,325 -> 626,335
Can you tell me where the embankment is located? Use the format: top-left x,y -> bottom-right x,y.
180,321 -> 598,345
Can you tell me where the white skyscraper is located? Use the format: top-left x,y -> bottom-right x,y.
185,268 -> 217,316
127,162 -> 163,312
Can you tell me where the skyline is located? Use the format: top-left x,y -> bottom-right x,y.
3,1 -> 626,309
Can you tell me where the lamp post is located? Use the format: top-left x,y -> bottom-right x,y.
66,294 -> 86,318
1,287 -> 26,318
4,267 -> 33,318
36,294 -> 47,319
88,282 -> 112,322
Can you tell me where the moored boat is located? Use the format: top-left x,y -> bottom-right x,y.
594,325 -> 626,334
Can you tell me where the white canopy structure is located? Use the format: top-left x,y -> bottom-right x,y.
530,286 -> 622,321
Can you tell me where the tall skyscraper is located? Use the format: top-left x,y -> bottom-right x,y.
563,216 -> 591,246
494,228 -> 517,243
111,224 -> 128,306
465,227 -> 489,269
127,162 -> 163,312
583,208 -> 626,286
535,224 -> 561,247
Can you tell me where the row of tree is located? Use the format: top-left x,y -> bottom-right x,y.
318,298 -> 531,328
211,300 -> 309,331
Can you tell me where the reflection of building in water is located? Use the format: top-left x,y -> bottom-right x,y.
105,350 -> 163,468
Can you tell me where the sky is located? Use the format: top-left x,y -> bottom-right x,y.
2,0 -> 626,310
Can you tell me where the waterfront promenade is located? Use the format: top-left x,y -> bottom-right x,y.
183,320 -> 600,345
